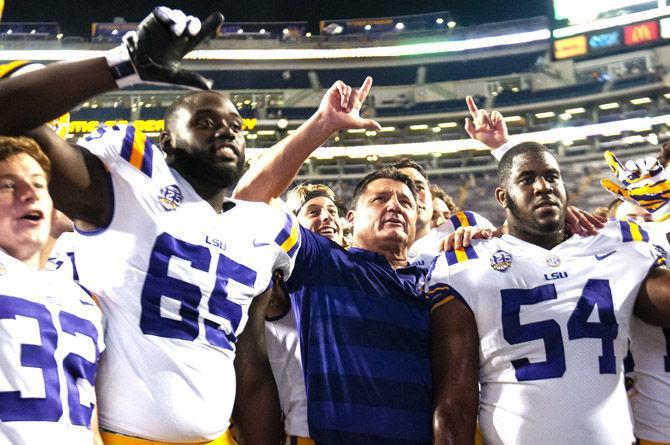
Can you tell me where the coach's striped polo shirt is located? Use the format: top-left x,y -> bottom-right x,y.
284,227 -> 431,445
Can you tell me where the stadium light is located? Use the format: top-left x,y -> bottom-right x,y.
630,97 -> 652,105
504,115 -> 523,122
535,111 -> 556,119
379,126 -> 396,132
395,23 -> 405,31
436,18 -> 444,25
447,21 -> 456,28
0,28 -> 550,61
565,107 -> 586,114
364,25 -> 372,31
599,102 -> 620,110
409,124 -> 429,130
257,130 -> 276,135
438,122 -> 458,128
246,113 -> 670,161
237,29 -> 244,34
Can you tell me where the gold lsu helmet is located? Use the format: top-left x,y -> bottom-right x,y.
0,61 -> 70,139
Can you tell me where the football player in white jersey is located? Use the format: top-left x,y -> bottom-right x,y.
0,7 -> 296,444
602,153 -> 670,445
428,142 -> 670,444
0,136 -> 104,444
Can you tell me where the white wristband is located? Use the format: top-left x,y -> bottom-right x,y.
105,44 -> 140,88
492,141 -> 513,162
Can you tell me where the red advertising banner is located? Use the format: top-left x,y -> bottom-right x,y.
624,21 -> 659,46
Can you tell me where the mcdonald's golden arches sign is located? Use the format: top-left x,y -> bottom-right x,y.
624,21 -> 659,46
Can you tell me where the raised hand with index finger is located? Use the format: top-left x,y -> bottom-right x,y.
317,76 -> 382,133
463,96 -> 509,150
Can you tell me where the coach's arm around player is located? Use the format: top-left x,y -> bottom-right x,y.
0,7 -> 222,135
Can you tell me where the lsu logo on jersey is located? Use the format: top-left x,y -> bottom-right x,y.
158,184 -> 183,211
490,249 -> 513,272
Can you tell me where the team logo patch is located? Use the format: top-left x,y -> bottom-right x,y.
158,184 -> 183,211
490,249 -> 513,272
546,255 -> 561,267
0,263 -> 6,276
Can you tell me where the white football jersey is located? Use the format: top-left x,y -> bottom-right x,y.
408,211 -> 494,269
0,249 -> 104,444
427,219 -> 660,445
75,125 -> 299,442
45,231 -> 78,281
265,296 -> 309,437
628,221 -> 670,442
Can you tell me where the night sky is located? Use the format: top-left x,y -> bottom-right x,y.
3,0 -> 552,37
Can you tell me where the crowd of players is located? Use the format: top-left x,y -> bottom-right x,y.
1,6 -> 670,445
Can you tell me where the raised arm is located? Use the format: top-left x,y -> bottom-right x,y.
233,77 -> 380,202
430,299 -> 479,444
0,7 -> 222,135
464,95 -> 509,152
25,126 -> 112,228
0,60 -> 116,135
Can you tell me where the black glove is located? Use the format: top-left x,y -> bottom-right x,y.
106,7 -> 223,90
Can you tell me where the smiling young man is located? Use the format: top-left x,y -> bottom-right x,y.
0,136 -> 104,444
427,142 -> 670,444
287,183 -> 344,245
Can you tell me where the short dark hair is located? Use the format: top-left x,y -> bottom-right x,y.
497,142 -> 554,186
0,136 -> 51,180
352,167 -> 418,207
391,158 -> 427,180
163,91 -> 230,133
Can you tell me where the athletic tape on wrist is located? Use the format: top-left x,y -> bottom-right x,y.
105,44 -> 141,88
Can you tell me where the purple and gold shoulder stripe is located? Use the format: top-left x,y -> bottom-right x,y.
618,220 -> 649,243
275,214 -> 300,258
444,245 -> 478,266
120,125 -> 153,177
450,211 -> 478,229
